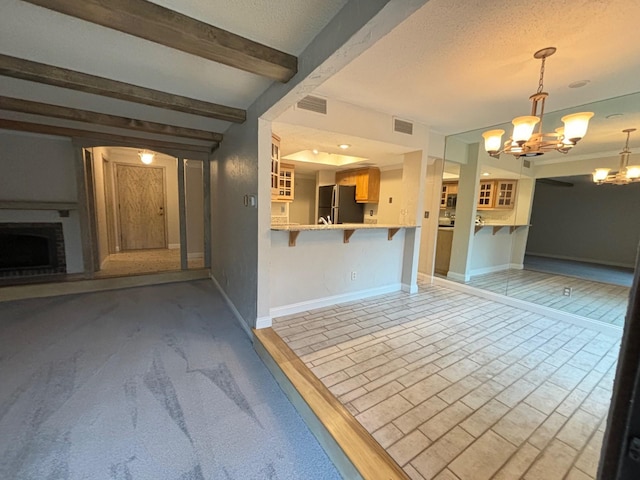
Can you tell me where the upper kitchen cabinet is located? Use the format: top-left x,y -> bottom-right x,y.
477,179 -> 518,210
271,134 -> 280,199
440,182 -> 458,209
276,163 -> 295,201
335,167 -> 380,203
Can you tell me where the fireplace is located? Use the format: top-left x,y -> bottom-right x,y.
0,223 -> 66,278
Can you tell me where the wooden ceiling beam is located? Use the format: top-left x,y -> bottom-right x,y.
0,119 -> 217,154
0,54 -> 246,123
23,0 -> 298,83
0,96 -> 222,142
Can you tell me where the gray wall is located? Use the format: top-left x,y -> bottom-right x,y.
526,179 -> 640,268
211,0 -> 426,328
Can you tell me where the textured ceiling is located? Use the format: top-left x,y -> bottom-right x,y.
315,0 -> 640,137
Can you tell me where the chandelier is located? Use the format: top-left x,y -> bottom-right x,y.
482,47 -> 594,159
593,128 -> 640,185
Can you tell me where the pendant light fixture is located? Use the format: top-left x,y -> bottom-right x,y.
138,150 -> 155,165
593,128 -> 640,185
483,47 -> 594,159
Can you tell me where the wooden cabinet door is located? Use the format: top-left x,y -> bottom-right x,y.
277,163 -> 294,201
271,134 -> 280,198
495,180 -> 517,208
355,171 -> 369,202
477,181 -> 495,209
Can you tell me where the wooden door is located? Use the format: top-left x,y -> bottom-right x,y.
116,164 -> 166,250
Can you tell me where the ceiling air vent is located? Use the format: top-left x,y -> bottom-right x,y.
523,159 -> 531,169
296,95 -> 327,115
393,117 -> 413,135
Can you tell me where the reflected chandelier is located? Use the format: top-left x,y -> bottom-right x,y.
482,47 -> 594,159
593,128 -> 640,185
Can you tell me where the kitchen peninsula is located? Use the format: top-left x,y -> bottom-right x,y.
271,223 -> 407,246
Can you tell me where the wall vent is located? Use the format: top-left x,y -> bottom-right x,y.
393,117 -> 413,135
523,159 -> 531,169
296,95 -> 327,115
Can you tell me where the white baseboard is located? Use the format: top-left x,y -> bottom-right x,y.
256,316 -> 272,329
187,252 -> 204,260
469,263 -> 523,277
168,243 -> 180,250
432,277 -> 622,337
526,252 -> 635,269
209,273 -> 252,338
446,271 -> 469,283
270,283 -> 402,318
402,283 -> 418,294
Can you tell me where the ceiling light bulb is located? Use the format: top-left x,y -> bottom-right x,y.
626,165 -> 640,179
312,149 -> 319,155
139,150 -> 154,164
482,129 -> 504,156
511,116 -> 539,144
338,144 -> 351,150
592,168 -> 610,183
482,172 -> 490,176
561,112 -> 594,143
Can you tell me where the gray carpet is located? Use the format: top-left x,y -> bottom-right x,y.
524,254 -> 634,288
0,280 -> 341,480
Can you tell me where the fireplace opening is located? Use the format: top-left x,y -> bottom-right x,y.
0,223 -> 66,278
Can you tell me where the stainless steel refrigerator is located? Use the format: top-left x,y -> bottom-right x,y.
318,185 -> 364,224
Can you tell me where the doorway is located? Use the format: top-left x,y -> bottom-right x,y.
115,163 -> 167,250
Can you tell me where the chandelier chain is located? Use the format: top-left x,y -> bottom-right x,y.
537,56 -> 546,94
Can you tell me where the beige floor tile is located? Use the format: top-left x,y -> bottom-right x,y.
419,401 -> 473,441
437,376 -> 482,405
388,429 -> 432,466
528,412 -> 569,450
411,427 -> 474,480
566,467 -> 593,480
402,374 -> 451,406
449,430 -> 516,480
493,402 -> 548,446
398,363 -> 442,388
556,408 -> 600,451
404,464 -> 427,480
373,422 -> 405,449
460,380 -> 505,410
459,399 -> 510,438
575,428 -> 604,477
524,439 -> 578,480
351,380 -> 405,412
394,396 -> 449,434
438,358 -> 481,383
495,377 -> 538,408
492,442 -> 540,480
310,355 -> 355,378
433,469 -> 461,480
355,393 -> 413,432
524,381 -> 570,415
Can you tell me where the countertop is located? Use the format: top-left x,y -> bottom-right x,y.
271,223 -> 416,231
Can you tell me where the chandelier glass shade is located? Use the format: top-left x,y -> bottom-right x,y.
483,47 -> 594,159
592,128 -> 640,185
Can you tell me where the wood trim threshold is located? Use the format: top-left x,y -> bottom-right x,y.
253,327 -> 409,480
0,269 -> 210,303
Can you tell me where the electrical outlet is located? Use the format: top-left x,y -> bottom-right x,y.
389,197 -> 393,203
563,287 -> 572,297
424,211 -> 429,219
351,271 -> 357,281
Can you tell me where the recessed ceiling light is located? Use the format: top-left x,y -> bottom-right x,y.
568,80 -> 590,89
338,144 -> 351,150
312,149 -> 319,155
482,172 -> 490,176
605,113 -> 624,119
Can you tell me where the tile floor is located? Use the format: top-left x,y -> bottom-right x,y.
96,248 -> 205,277
451,269 -> 629,327
273,283 -> 621,480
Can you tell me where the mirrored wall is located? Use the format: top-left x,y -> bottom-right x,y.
436,92 -> 640,327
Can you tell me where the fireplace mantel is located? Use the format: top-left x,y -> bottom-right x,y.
0,201 -> 78,210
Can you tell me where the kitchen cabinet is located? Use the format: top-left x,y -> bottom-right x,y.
276,163 -> 295,201
335,167 -> 380,203
440,182 -> 458,209
271,134 -> 280,199
494,180 -> 517,209
477,179 -> 517,210
435,228 -> 453,275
